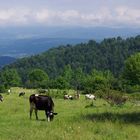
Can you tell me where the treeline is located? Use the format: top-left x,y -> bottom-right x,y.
0,35 -> 140,93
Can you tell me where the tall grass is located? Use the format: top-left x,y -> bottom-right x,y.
0,87 -> 140,140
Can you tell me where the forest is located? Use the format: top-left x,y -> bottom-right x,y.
0,35 -> 140,95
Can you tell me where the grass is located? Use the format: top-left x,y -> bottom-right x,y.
0,87 -> 140,140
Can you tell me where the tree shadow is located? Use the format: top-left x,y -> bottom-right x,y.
81,112 -> 140,124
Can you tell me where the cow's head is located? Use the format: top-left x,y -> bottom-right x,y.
47,111 -> 58,121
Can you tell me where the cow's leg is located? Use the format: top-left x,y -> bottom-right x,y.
47,116 -> 50,122
30,103 -> 34,119
45,110 -> 50,122
35,109 -> 38,120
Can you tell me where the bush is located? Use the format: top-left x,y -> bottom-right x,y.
95,89 -> 127,106
48,89 -> 68,98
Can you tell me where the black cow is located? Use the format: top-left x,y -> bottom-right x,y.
29,94 -> 57,121
19,92 -> 25,97
0,94 -> 3,102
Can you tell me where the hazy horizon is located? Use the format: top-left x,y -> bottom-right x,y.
0,0 -> 139,53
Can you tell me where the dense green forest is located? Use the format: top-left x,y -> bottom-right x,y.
0,35 -> 140,93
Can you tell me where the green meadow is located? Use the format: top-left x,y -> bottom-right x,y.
0,88 -> 140,140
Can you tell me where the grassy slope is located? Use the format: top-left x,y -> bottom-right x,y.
0,88 -> 140,140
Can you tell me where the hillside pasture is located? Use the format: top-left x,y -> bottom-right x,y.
0,88 -> 140,140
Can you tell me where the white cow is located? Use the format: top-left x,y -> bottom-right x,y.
64,95 -> 73,100
85,94 -> 96,100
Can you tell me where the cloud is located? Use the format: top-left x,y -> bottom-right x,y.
115,6 -> 140,26
0,8 -> 33,26
0,6 -> 139,27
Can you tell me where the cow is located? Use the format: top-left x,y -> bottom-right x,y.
64,95 -> 73,100
0,94 -> 3,102
64,94 -> 69,99
85,94 -> 96,100
29,94 -> 57,121
19,92 -> 25,97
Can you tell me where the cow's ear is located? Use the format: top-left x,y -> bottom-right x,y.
53,113 -> 58,115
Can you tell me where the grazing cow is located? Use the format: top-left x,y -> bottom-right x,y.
29,94 -> 57,121
85,94 -> 96,100
64,94 -> 69,99
0,94 -> 3,102
64,95 -> 73,100
19,92 -> 25,97
68,95 -> 73,100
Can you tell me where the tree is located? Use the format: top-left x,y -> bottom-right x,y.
55,76 -> 69,89
71,67 -> 85,90
61,65 -> 73,88
0,68 -> 21,87
123,53 -> 140,85
83,69 -> 114,93
26,69 -> 49,88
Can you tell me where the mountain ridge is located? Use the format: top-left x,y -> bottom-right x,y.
4,35 -> 140,80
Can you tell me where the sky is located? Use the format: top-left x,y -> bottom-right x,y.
0,0 -> 140,28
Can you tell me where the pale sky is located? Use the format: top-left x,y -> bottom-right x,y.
0,0 -> 140,27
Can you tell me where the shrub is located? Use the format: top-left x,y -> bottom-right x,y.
95,89 -> 127,106
48,89 -> 67,98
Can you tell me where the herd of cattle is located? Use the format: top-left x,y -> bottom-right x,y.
0,90 -> 96,122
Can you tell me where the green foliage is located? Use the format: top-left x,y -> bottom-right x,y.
124,85 -> 140,93
121,52 -> 140,93
61,65 -> 73,89
55,76 -> 70,89
0,85 -> 7,93
123,52 -> 140,85
26,69 -> 49,88
71,67 -> 85,90
48,89 -> 67,98
0,68 -> 21,87
1,35 -> 140,92
3,35 -> 140,83
83,69 -> 115,93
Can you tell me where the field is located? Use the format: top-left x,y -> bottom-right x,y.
0,88 -> 140,140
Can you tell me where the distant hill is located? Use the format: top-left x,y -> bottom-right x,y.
0,38 -> 88,58
0,26 -> 139,58
4,35 -> 140,81
0,56 -> 16,68
0,26 -> 139,40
